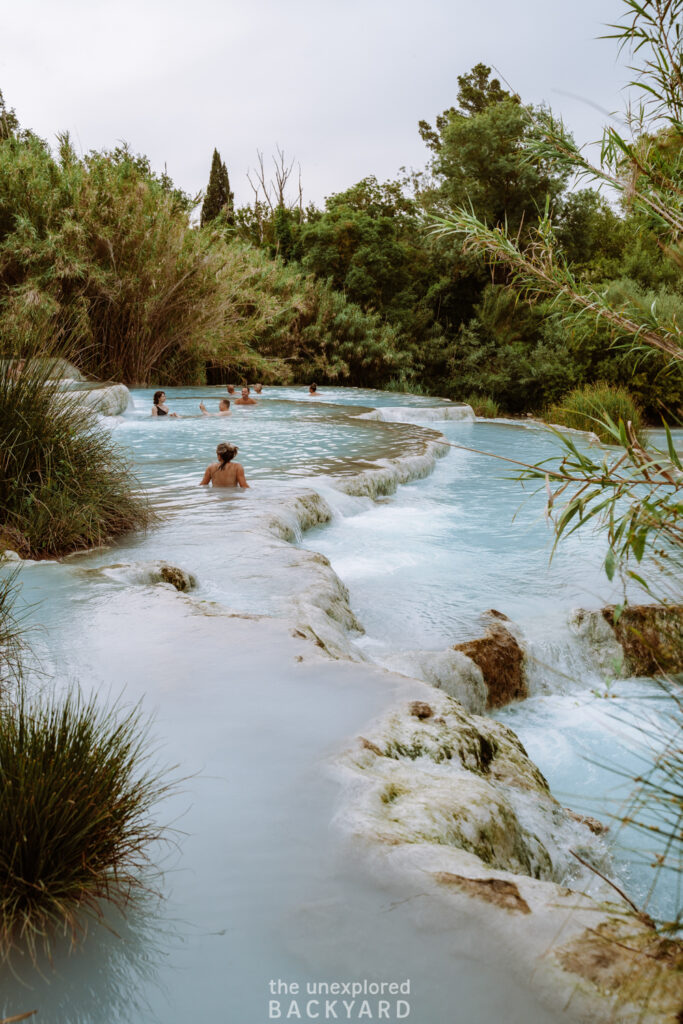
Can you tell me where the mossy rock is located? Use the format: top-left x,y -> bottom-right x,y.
158,564 -> 197,592
602,604 -> 683,676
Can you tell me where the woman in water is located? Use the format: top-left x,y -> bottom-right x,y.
152,391 -> 178,417
200,443 -> 249,488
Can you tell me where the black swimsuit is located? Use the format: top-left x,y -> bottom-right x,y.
155,406 -> 168,416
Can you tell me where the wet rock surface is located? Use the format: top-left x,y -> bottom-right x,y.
453,622 -> 527,708
380,648 -> 487,714
338,687 -> 683,1023
571,604 -> 683,677
434,872 -> 532,914
603,603 -> 683,676
341,691 -> 612,884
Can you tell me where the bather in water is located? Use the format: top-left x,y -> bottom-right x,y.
200,442 -> 249,488
152,390 -> 178,417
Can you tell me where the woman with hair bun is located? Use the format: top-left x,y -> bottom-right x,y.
199,442 -> 249,488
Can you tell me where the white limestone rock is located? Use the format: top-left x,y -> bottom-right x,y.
379,648 -> 487,714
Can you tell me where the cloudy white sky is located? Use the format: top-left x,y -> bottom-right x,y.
3,0 -> 630,208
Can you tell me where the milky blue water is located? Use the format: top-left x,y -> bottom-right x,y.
0,387 -> 679,1022
299,415 -> 681,926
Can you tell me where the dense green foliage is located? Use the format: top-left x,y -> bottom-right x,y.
0,683 -> 169,962
0,359 -> 152,557
1,60 -> 681,413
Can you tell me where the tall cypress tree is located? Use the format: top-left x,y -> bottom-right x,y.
200,149 -> 235,227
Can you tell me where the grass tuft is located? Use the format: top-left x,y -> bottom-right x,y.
547,382 -> 644,444
463,394 -> 501,418
0,358 -> 153,558
0,685 -> 173,964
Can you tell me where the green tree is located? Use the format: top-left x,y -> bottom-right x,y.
418,63 -> 514,152
200,148 -> 235,227
0,90 -> 20,142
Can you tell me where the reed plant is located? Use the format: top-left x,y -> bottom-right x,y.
0,569 -> 24,688
547,382 -> 643,444
0,357 -> 153,558
463,394 -> 500,418
0,684 -> 171,963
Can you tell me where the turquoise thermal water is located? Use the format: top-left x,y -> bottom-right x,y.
0,387 -> 678,1022
299,415 -> 681,926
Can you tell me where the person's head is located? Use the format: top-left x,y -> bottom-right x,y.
153,390 -> 166,406
241,387 -> 250,399
216,442 -> 238,464
254,383 -> 263,394
219,399 -> 230,411
309,382 -> 317,393
227,384 -> 235,394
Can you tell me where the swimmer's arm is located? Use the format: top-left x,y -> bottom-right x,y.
151,406 -> 158,416
237,464 -> 249,488
199,402 -> 209,416
199,464 -> 214,485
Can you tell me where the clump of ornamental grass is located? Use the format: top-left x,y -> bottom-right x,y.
547,382 -> 644,444
463,394 -> 501,418
0,358 -> 153,558
0,685 -> 172,964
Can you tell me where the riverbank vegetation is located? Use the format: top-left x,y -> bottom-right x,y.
1,52 -> 681,421
547,383 -> 644,444
0,357 -> 152,558
0,678 -> 169,964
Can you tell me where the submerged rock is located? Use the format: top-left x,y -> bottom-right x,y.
570,604 -> 683,677
94,560 -> 198,592
157,564 -> 197,592
0,550 -> 22,563
453,622 -> 527,708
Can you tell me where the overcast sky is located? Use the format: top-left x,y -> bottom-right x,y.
3,0 -> 631,208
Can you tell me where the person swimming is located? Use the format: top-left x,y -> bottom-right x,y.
235,386 -> 257,406
152,390 -> 178,417
308,382 -> 318,396
199,399 -> 231,417
253,383 -> 263,394
226,384 -> 236,395
199,442 -> 249,488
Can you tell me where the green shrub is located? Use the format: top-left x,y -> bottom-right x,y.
547,382 -> 644,444
0,685 -> 170,963
0,360 -> 152,557
463,394 -> 500,417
